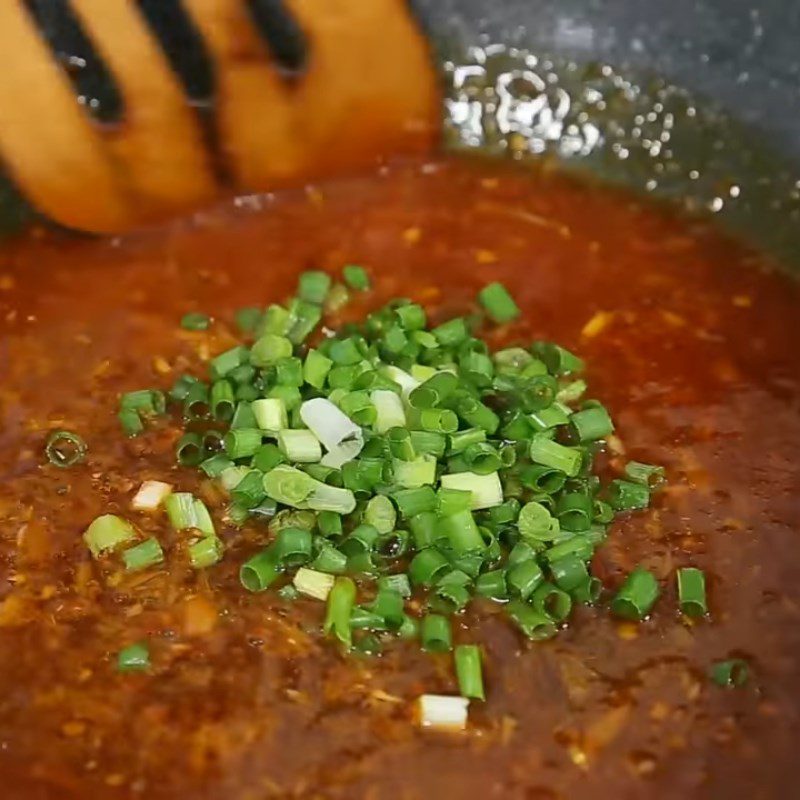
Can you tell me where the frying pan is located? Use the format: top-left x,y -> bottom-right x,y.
1,0 -> 798,268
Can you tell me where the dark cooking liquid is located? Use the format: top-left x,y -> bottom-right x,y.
0,157 -> 798,799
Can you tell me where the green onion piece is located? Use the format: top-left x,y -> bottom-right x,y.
371,389 -> 406,432
251,334 -> 292,367
176,432 -> 204,466
432,317 -> 468,347
83,514 -> 136,558
387,426 -> 416,461
118,408 -> 144,437
409,511 -> 437,549
710,658 -> 749,688
440,471 -> 503,510
325,282 -> 350,313
267,384 -> 302,411
298,270 -> 331,304
311,543 -> 348,574
517,501 -> 558,542
273,527 -> 313,567
478,282 -> 520,323
277,429 -> 322,463
342,264 -> 370,291
569,404 -> 614,443
317,510 -> 343,538
234,306 -> 262,334
164,493 -> 215,535
550,554 -> 590,592
349,606 -> 387,630
555,492 -> 593,532
306,481 -> 357,514
447,428 -> 486,455
571,577 -> 603,605
329,337 -> 363,365
200,453 -> 235,478
439,509 -> 484,554
252,397 -> 288,432
593,499 -> 614,524
189,535 -> 224,568
231,470 -> 267,508
557,379 -> 588,405
409,547 -> 450,587
507,559 -> 545,601
240,548 -> 281,591
377,573 -> 412,598
278,584 -> 300,602
122,537 -> 164,572
259,304 -> 290,336
364,494 -> 397,533
304,349 -> 333,389
209,345 -> 249,379
677,567 -> 708,617
393,455 -> 437,488
529,434 -> 581,477
608,479 -> 650,511
181,312 -> 211,331
481,498 -> 520,527
625,461 -> 666,489
506,600 -> 557,640
393,486 -> 437,518
475,569 -> 508,600
454,644 -> 485,700
531,582 -> 572,622
340,523 -> 380,556
209,380 -> 235,422
507,541 -> 537,567
120,389 -> 166,416
230,400 -> 257,429
462,442 -> 502,475
325,577 -> 357,648
529,403 -> 570,432
264,464 -> 315,507
169,374 -> 199,401
182,382 -> 210,421
421,613 -> 452,652
224,428 -> 263,460
409,371 -> 459,409
371,588 -> 405,630
454,395 -> 500,434
532,342 -> 584,376
117,642 -> 150,672
437,487 -> 473,517
45,429 -> 87,468
252,443 -> 285,473
286,299 -> 322,343
611,567 -> 660,620
542,536 -> 594,564
293,566 -> 335,600
408,430 -> 446,457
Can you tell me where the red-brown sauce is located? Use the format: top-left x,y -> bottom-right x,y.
0,157 -> 798,799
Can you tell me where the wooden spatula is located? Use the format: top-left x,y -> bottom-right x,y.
0,0 -> 439,233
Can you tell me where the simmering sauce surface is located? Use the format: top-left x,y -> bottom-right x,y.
0,158 -> 798,799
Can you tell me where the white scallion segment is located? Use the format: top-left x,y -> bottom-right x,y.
381,366 -> 420,399
277,429 -> 323,463
299,398 -> 363,464
371,389 -> 406,433
306,481 -> 357,514
409,363 -> 438,383
320,439 -> 363,469
252,397 -> 288,432
131,480 -> 172,511
220,465 -> 251,492
440,471 -> 504,510
418,694 -> 470,730
293,567 -> 335,601
393,454 -> 437,488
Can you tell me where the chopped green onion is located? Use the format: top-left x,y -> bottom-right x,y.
517,501 -> 558,541
306,481 -> 357,514
251,334 -> 292,367
364,494 -> 397,533
342,264 -> 370,291
317,510 -> 343,538
421,613 -> 452,652
118,407 -> 144,437
475,569 -> 508,600
131,480 -> 173,511
506,600 -> 557,640
123,537 -> 164,572
298,270 -> 331,304
677,567 -> 708,617
437,487 -> 472,517
176,432 -> 204,466
224,428 -> 263,460
550,555 -> 590,592
625,461 -> 666,489
710,658 -> 749,688
371,588 -> 405,630
252,397 -> 288,432
293,567 -> 335,600
240,548 -> 281,591
440,471 -> 503,510
324,577 -> 357,648
234,306 -> 262,334
529,434 -> 581,477
569,404 -> 614,442
117,642 -> 150,672
311,543 -> 348,574
555,492 -> 593,532
83,514 -> 136,558
277,429 -> 322,463
608,479 -> 650,511
371,389 -> 406,433
393,486 -> 437,518
210,346 -> 249,379
611,567 -> 660,620
164,493 -> 215,535
181,312 -> 211,331
531,582 -> 572,622
439,509 -> 484,553
454,644 -> 485,700
410,547 -> 450,587
45,429 -> 87,468
189,535 -> 224,568
377,573 -> 412,598
507,559 -> 544,601
479,282 -> 520,324
418,694 -> 469,730
393,455 -> 437,488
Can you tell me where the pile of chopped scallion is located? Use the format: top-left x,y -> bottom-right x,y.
81,266 -> 718,720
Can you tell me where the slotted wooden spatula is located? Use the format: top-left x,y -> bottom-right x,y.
0,0 -> 439,233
